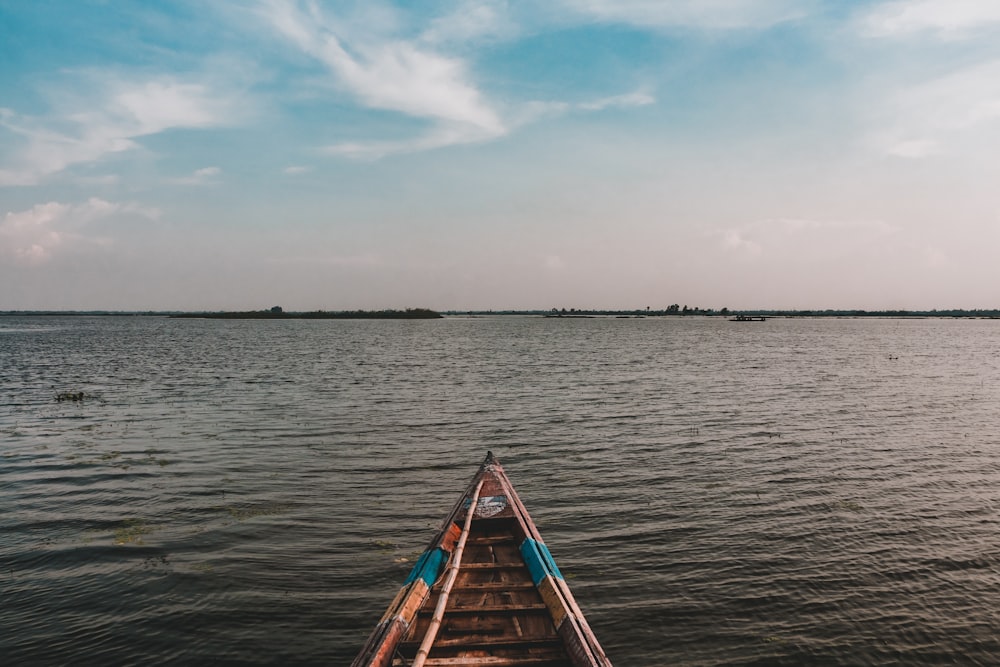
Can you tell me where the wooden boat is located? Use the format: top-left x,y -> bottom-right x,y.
353,452 -> 612,667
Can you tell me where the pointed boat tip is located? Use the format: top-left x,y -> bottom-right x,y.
482,451 -> 499,468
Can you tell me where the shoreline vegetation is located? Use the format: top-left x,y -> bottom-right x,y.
0,307 -> 442,319
453,307 -> 1000,318
169,307 -> 443,320
2,307 -> 1000,319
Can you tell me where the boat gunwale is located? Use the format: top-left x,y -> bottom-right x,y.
352,452 -> 612,667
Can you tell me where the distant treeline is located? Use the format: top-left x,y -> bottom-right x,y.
448,308 -> 1000,318
734,309 -> 1000,318
4,307 -> 1000,319
169,308 -> 442,320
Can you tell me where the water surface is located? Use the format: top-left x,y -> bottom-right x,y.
2,315 -> 1000,665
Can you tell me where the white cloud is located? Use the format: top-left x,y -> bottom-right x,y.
559,0 -> 810,30
722,229 -> 762,256
886,138 -> 938,158
861,0 -> 1000,38
0,76 -> 236,186
481,89 -> 654,144
170,166 -> 222,186
719,217 -> 901,259
325,122 -> 502,159
422,0 -> 522,45
74,174 -> 121,186
322,84 -> 651,158
347,44 -> 501,131
112,81 -> 226,134
0,202 -> 67,264
253,1 -> 659,159
871,60 -> 1000,157
579,91 -> 655,111
0,198 -> 159,265
260,0 -> 505,157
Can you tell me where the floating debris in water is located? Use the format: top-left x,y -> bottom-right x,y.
142,554 -> 170,570
114,519 -> 152,545
56,391 -> 87,402
225,503 -> 290,521
832,499 -> 864,512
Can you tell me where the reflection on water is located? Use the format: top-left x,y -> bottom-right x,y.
2,315 -> 1000,665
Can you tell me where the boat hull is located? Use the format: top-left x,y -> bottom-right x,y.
353,453 -> 611,667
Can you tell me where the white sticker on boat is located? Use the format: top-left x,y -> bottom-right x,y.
465,495 -> 508,518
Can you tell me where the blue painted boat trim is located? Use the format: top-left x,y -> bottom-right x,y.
403,547 -> 447,586
520,538 -> 563,585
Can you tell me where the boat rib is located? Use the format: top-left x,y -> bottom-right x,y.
352,452 -> 612,667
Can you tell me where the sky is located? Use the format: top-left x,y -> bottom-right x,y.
2,0 -> 1000,311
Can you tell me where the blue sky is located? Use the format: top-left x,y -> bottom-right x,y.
2,0 -> 1000,311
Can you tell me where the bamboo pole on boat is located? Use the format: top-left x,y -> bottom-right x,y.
411,479 -> 485,667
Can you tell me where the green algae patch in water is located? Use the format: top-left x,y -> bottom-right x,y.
371,539 -> 396,551
114,519 -> 153,545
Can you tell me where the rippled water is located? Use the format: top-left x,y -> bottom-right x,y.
3,315 -> 1000,665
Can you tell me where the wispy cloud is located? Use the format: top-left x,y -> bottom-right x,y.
324,86 -> 656,159
719,217 -> 901,259
722,229 -> 762,257
324,132 -> 470,160
0,198 -> 159,264
861,0 -> 1000,38
259,0 -> 505,157
283,165 -> 311,174
74,174 -> 121,186
558,0 -> 811,30
251,1 -> 662,159
170,166 -> 222,186
885,139 -> 938,158
0,75 -> 238,186
421,0 -> 520,45
579,91 -> 655,111
508,88 -> 656,128
871,60 -> 1000,158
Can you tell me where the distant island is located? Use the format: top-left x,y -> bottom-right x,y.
3,307 -> 1000,319
447,307 -> 1000,318
169,307 -> 442,320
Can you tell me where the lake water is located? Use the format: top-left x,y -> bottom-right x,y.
2,315 -> 1000,666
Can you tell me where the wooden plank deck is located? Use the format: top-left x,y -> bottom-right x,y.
393,518 -> 573,667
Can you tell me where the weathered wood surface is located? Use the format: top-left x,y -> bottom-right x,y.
397,517 -> 570,666
354,452 -> 612,667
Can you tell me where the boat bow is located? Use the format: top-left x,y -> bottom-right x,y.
353,452 -> 611,666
